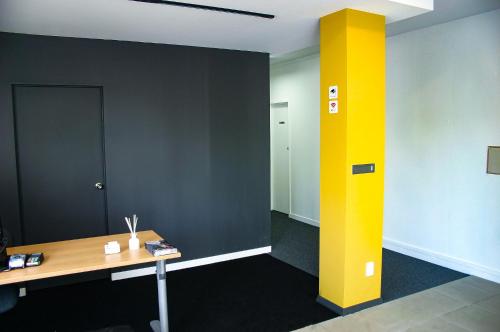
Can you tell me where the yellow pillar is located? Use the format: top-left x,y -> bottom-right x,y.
319,9 -> 385,314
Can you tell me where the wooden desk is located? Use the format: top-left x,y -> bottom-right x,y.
1,230 -> 180,332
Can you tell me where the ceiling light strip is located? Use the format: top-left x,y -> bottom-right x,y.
131,0 -> 275,19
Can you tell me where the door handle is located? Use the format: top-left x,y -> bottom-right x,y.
95,182 -> 104,190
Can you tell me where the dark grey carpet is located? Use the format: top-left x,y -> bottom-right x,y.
271,211 -> 319,276
270,211 -> 467,302
1,255 -> 336,332
381,249 -> 467,301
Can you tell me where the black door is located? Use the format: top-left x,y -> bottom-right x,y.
13,85 -> 107,244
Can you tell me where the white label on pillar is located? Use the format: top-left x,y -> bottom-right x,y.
329,85 -> 338,99
365,261 -> 375,277
329,100 -> 338,114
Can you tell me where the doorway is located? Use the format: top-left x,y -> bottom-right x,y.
13,85 -> 108,245
270,102 -> 290,214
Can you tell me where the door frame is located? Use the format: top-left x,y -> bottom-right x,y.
270,101 -> 292,215
11,84 -> 109,244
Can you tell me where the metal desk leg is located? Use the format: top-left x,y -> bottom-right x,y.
150,260 -> 168,332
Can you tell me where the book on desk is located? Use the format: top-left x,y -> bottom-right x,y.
145,240 -> 178,257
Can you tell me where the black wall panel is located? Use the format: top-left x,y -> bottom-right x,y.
0,32 -> 270,261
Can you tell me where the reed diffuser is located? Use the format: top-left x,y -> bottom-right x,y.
125,214 -> 140,250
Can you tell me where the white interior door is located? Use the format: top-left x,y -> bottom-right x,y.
271,103 -> 290,214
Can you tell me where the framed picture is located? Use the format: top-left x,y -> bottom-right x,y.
486,146 -> 500,175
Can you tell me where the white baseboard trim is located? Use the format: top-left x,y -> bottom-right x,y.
383,237 -> 500,283
111,245 -> 272,281
289,213 -> 319,227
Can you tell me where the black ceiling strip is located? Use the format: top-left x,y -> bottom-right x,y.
131,0 -> 275,19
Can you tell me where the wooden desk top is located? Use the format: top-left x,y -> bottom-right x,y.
0,230 -> 181,285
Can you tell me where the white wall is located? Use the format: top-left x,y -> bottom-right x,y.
270,55 -> 320,226
384,9 -> 500,282
270,9 -> 500,282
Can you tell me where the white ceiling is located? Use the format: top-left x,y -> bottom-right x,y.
387,0 -> 500,36
271,0 -> 499,64
0,0 -> 432,55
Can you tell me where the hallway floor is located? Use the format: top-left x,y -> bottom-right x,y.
295,275 -> 500,332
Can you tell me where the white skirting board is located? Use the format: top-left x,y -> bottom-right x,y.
383,237 -> 500,283
289,213 -> 319,227
111,246 -> 272,281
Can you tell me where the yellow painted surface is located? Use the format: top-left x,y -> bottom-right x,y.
319,9 -> 385,308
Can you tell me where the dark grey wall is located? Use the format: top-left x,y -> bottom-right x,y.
0,32 -> 270,261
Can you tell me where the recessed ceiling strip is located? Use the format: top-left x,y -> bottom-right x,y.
130,0 -> 275,19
